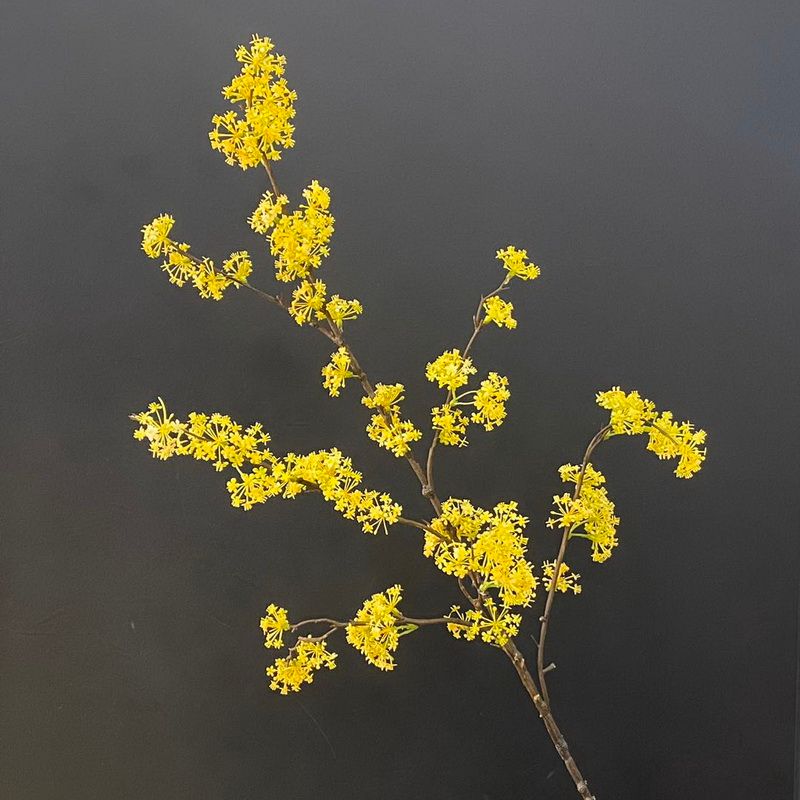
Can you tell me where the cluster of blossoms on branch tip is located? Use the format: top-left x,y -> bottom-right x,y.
209,34 -> 297,167
132,34 -> 708,710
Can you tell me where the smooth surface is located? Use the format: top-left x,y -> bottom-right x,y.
1,2 -> 798,798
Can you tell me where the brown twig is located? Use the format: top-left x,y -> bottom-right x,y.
536,424 -> 612,705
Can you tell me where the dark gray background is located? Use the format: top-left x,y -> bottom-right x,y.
2,1 -> 798,798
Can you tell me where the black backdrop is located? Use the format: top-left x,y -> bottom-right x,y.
2,2 -> 798,798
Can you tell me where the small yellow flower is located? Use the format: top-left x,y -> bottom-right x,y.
249,192 -> 289,234
289,279 -> 327,325
363,383 -> 406,411
131,398 -> 187,460
497,245 -> 542,281
267,639 -> 337,694
322,347 -> 355,397
425,349 -> 476,392
222,251 -> 253,284
260,603 -> 292,648
431,403 -> 469,446
471,372 -> 510,430
326,295 -> 363,327
482,296 -> 517,329
346,585 -> 405,671
541,562 -> 582,595
141,214 -> 176,259
496,245 -> 540,281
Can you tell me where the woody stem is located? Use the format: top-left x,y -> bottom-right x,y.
536,424 -> 612,705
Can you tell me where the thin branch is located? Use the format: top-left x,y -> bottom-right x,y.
423,274 -> 509,502
261,158 -> 281,198
536,423 -> 612,705
291,614 -> 469,633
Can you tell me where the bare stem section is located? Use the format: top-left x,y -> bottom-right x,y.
503,639 -> 596,800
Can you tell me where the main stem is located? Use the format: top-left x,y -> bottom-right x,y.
503,639 -> 596,799
259,159 -> 597,799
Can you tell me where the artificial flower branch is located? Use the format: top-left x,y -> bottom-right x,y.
132,34 -> 707,799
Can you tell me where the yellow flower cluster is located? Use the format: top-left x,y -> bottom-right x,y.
209,35 -> 297,168
426,349 -> 510,446
471,372 -> 510,431
267,639 -> 337,694
647,412 -> 707,479
322,347 -> 355,397
596,387 -> 707,478
446,598 -> 522,646
140,216 -> 253,300
541,562 -> 582,595
425,349 -> 476,391
547,464 -> 620,563
424,499 -> 537,609
132,399 -> 272,466
285,278 -> 363,328
290,279 -> 327,324
229,449 -> 403,532
251,181 -> 336,283
132,401 -> 402,532
431,404 -> 470,446
362,384 -> 422,457
260,603 -> 292,648
249,192 -> 289,233
346,585 -> 404,671
496,245 -> 541,281
482,296 -> 517,329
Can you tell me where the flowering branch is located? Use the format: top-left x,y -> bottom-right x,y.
132,33 -> 708,800
537,423 -> 612,705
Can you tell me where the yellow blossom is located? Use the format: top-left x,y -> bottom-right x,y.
222,251 -> 253,284
362,384 -> 422,457
160,246 -> 194,287
364,413 -> 422,458
471,372 -> 510,430
132,402 -> 402,531
482,296 -> 517,329
346,585 -> 404,670
363,383 -> 405,411
325,295 -> 363,327
210,35 -> 296,168
141,214 -> 175,258
260,603 -> 292,648
269,181 -> 335,282
289,279 -> 327,325
425,349 -> 476,391
596,387 -> 656,434
267,639 -> 337,694
322,347 -> 355,397
596,387 -> 707,478
496,245 -> 540,281
446,599 -> 521,646
431,403 -> 469,446
249,192 -> 289,234
193,258 -> 232,300
548,464 -> 620,563
424,499 -> 536,608
541,562 -> 582,595
647,411 -> 707,479
139,216 -> 236,301
131,398 -> 187,460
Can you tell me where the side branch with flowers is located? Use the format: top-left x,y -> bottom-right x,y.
131,35 -> 707,800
